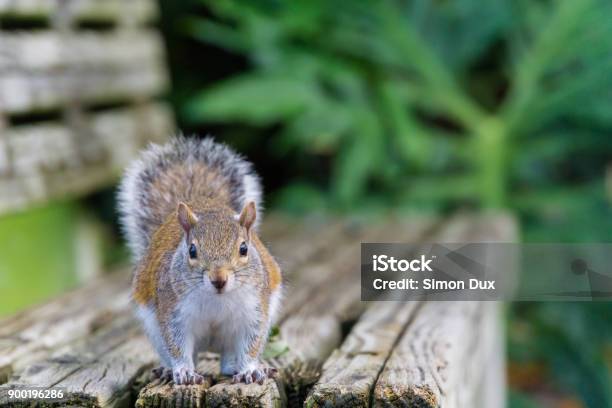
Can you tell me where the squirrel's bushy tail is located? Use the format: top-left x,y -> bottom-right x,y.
118,136 -> 262,262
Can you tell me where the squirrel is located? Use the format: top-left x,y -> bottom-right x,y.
117,136 -> 282,385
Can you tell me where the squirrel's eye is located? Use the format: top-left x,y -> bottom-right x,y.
188,243 -> 197,259
239,241 -> 248,256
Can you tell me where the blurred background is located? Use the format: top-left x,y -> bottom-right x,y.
1,0 -> 611,407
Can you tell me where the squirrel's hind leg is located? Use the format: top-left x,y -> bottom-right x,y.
136,305 -> 173,367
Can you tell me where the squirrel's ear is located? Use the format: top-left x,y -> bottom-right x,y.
238,201 -> 256,234
177,202 -> 198,236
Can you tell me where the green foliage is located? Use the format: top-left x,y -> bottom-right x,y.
184,0 -> 612,222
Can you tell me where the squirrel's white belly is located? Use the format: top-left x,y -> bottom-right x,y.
185,287 -> 261,353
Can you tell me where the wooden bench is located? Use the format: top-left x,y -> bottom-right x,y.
0,214 -> 516,407
0,0 -> 171,215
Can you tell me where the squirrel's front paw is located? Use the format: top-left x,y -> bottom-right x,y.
172,366 -> 204,385
232,365 -> 278,385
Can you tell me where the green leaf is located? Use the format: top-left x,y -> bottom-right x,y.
185,74 -> 321,125
186,17 -> 250,52
269,325 -> 280,337
262,338 -> 289,359
331,112 -> 383,207
271,183 -> 328,214
378,81 -> 433,170
285,103 -> 352,153
263,324 -> 289,359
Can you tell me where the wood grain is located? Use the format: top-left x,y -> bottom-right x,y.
278,219 -> 437,405
0,103 -> 174,214
305,302 -> 420,407
0,63 -> 168,114
0,0 -> 169,214
373,302 -> 482,408
2,312 -> 153,406
0,272 -> 130,383
0,31 -> 164,72
372,214 -> 517,408
302,215 -> 487,408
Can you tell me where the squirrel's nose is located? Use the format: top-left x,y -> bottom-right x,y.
211,279 -> 226,290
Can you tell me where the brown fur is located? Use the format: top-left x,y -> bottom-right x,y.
252,232 -> 282,291
158,290 -> 181,358
132,213 -> 182,305
147,163 -> 233,232
248,232 -> 281,358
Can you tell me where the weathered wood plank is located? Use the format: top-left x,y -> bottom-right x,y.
0,30 -> 164,72
0,63 -> 168,114
464,302 -> 506,408
5,102 -> 172,175
136,375 -> 214,408
372,214 -> 517,408
0,272 -> 130,384
278,218 -> 435,334
5,315 -> 138,388
302,214 -> 493,408
449,215 -> 516,406
206,379 -> 286,408
0,102 -> 173,214
473,303 -> 505,408
53,335 -> 157,407
280,217 -> 434,321
277,218 -> 439,406
373,301 -> 482,408
2,313 -> 157,407
305,302 -> 420,408
266,218 -> 346,278
280,236 -> 367,319
0,0 -> 157,24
